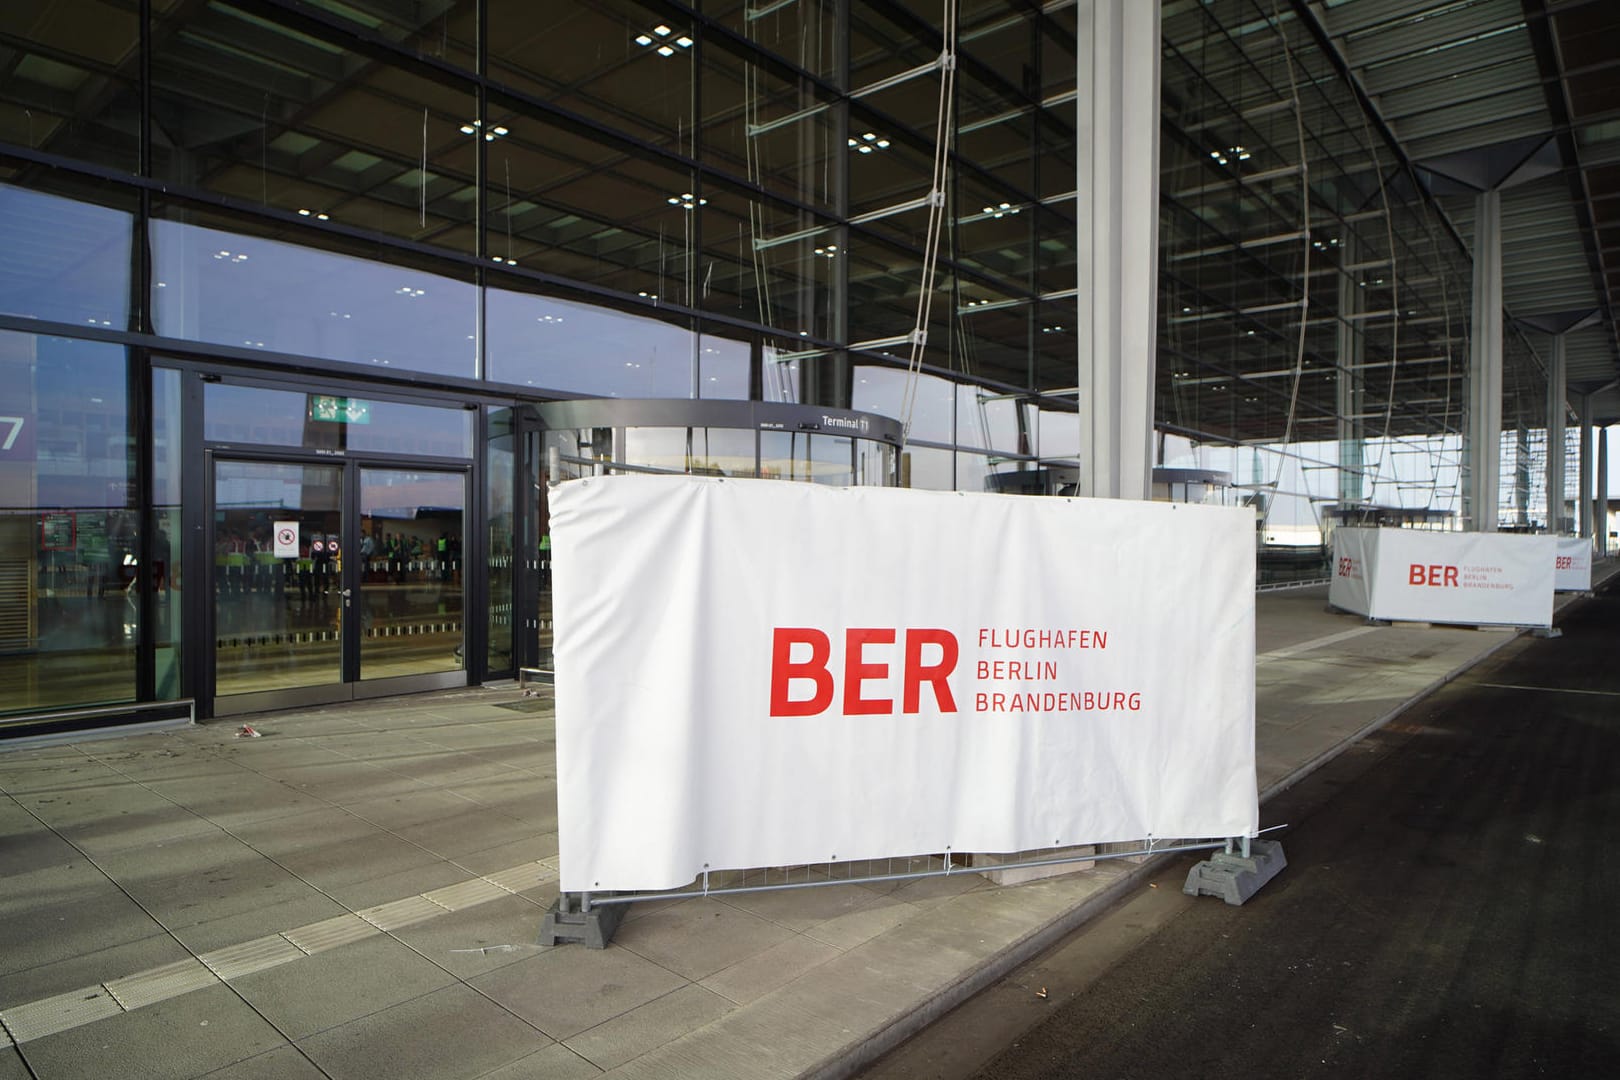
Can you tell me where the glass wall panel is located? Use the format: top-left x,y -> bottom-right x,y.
486,407 -> 516,676
487,284 -> 696,397
688,427 -> 757,477
153,367 -> 183,699
313,0 -> 477,72
700,47 -> 839,211
699,189 -> 838,341
150,3 -> 478,252
485,105 -> 695,295
204,383 -> 474,459
0,0 -> 141,172
700,335 -> 752,399
708,0 -> 843,85
0,181 -> 132,329
359,467 -> 464,680
490,0 -> 694,147
900,445 -> 954,491
852,363 -> 954,443
0,331 -> 136,716
151,214 -> 477,377
759,431 -> 852,483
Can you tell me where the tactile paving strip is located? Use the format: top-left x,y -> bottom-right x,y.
0,859 -> 557,1045
1,987 -> 123,1044
423,878 -> 509,912
283,914 -> 378,955
104,958 -> 219,1011
199,935 -> 306,981
483,861 -> 557,894
356,895 -> 446,931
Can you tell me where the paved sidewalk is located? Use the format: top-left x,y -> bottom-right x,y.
2,569 -> 1613,1080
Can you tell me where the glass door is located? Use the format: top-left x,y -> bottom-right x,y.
358,467 -> 465,688
210,458 -> 468,715
212,459 -> 345,709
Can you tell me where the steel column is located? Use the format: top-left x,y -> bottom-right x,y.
1599,427 -> 1610,555
1548,333 -> 1567,533
1337,236 -> 1364,506
1467,190 -> 1503,531
1578,393 -> 1593,540
1075,0 -> 1160,500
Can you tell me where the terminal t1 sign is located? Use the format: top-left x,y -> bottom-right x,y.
549,476 -> 1259,893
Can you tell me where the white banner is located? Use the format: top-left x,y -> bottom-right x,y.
1328,526 -> 1373,617
550,476 -> 1258,893
1331,528 -> 1555,627
1555,537 -> 1593,592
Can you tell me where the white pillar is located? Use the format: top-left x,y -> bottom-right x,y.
1467,190 -> 1503,531
1547,334 -> 1567,532
1578,393 -> 1593,540
1075,0 -> 1160,500
1599,427 -> 1610,556
1337,235 -> 1364,506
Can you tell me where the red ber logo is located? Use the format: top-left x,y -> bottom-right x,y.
1555,556 -> 1574,570
770,628 -> 958,717
1409,564 -> 1459,587
1336,557 -> 1356,578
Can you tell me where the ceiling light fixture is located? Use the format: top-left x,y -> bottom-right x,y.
636,25 -> 693,57
848,132 -> 891,153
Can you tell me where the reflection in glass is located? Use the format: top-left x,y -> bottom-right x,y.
487,286 -> 695,397
153,368 -> 183,699
700,336 -> 752,399
204,383 -> 474,459
152,219 -> 477,378
360,469 -> 465,680
149,5 -> 476,252
0,333 -> 137,717
759,432 -> 853,484
0,184 -> 132,329
486,409 -> 516,676
213,461 -> 342,698
0,0 -> 141,172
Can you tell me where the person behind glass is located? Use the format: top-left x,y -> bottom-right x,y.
385,532 -> 403,584
311,533 -> 332,598
297,533 -> 317,602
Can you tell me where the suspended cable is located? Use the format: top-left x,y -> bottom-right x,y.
898,0 -> 958,449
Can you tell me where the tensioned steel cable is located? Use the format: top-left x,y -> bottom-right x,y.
899,0 -> 959,449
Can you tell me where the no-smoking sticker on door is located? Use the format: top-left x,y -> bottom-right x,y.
273,521 -> 299,558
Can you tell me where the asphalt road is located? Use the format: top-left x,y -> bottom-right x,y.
862,586 -> 1620,1080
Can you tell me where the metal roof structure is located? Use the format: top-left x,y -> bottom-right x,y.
1308,0 -> 1620,423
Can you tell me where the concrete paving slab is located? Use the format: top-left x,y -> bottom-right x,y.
51,804 -> 222,857
16,984 -> 285,1080
470,1043 -> 603,1080
387,809 -> 547,861
612,898 -> 797,982
469,945 -> 689,1041
0,887 -> 168,984
109,852 -> 325,932
389,894 -> 553,978
322,861 -> 473,911
699,935 -> 844,1006
564,984 -> 736,1071
296,984 -> 552,1080
226,806 -> 391,858
229,934 -> 458,1040
273,832 -> 447,890
446,834 -> 559,875
169,892 -> 352,955
0,1048 -> 29,1080
339,788 -> 480,827
194,1045 -> 327,1079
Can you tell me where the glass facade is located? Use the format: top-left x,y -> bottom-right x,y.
2,1 -> 1561,727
